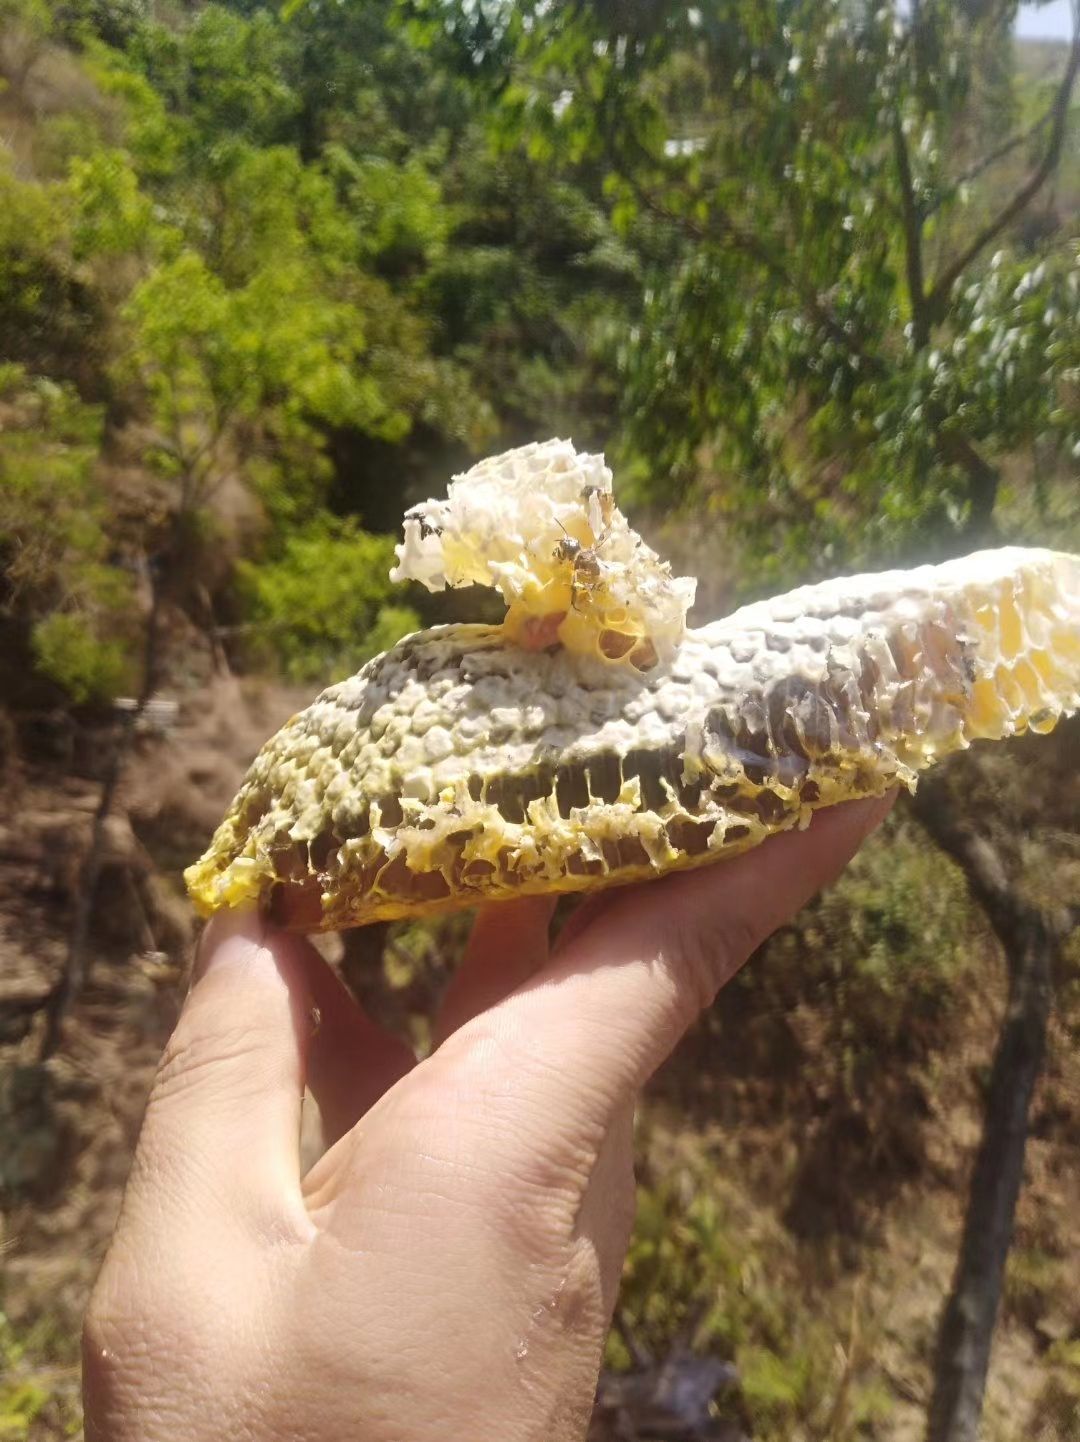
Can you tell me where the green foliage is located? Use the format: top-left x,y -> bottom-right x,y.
0,366 -> 134,703
327,147 -> 450,273
79,39 -> 181,181
110,117 -> 482,527
472,0 -> 1080,579
0,1309 -> 79,1440
237,517 -> 420,682
613,1148 -> 894,1440
616,1173 -> 745,1356
130,5 -> 300,152
119,241 -> 410,526
0,157 -> 90,370
206,143 -> 356,283
0,0 -> 51,42
752,815 -> 977,1109
1004,1246 -> 1063,1327
54,0 -> 149,50
66,147 -> 154,260
30,612 -> 129,704
0,0 -> 628,713
0,1375 -> 48,1439
739,1345 -> 812,1421
0,0 -> 512,716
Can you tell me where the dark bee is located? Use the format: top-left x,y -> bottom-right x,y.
571,549 -> 603,586
553,524 -> 605,610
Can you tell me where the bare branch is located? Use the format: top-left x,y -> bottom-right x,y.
925,24 -> 1080,321
936,430 -> 999,541
930,107 -> 1055,214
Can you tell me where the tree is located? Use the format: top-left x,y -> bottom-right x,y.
443,4 -> 1080,1439
266,0 -> 638,449
460,0 -> 1079,581
0,364 -> 130,707
128,3 -> 300,156
0,154 -> 99,379
3,7 -> 485,1051
912,769 -> 1077,1442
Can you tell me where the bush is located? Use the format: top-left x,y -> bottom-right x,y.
30,611 -> 130,705
237,516 -> 420,682
0,366 -> 136,705
612,1147 -> 893,1441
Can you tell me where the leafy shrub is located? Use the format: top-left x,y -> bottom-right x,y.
0,1307 -> 79,1440
612,1148 -> 893,1441
0,159 -> 91,372
237,516 -> 420,682
751,813 -> 976,1096
30,612 -> 129,705
66,147 -> 153,260
0,366 -> 135,705
55,0 -> 149,49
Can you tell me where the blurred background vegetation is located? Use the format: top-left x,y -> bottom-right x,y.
0,1 -> 1077,1439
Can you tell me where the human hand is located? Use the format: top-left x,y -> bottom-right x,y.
83,794 -> 893,1442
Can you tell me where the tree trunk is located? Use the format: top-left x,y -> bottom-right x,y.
38,738 -> 128,1060
935,432 -> 1000,545
924,914 -> 1052,1441
914,786 -> 1068,1442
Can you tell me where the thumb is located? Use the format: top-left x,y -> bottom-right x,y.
129,910 -> 316,1235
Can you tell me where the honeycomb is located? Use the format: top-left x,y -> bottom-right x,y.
391,439 -> 696,668
186,445 -> 1080,932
